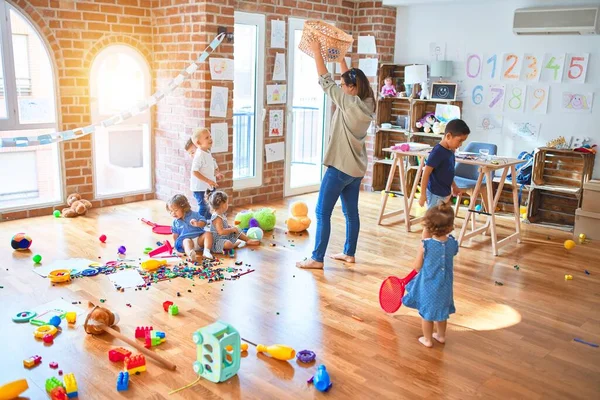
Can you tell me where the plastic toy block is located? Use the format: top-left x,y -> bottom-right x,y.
168,304 -> 179,315
116,371 -> 129,392
162,301 -> 173,312
108,347 -> 132,362
155,331 -> 166,339
45,377 -> 64,393
65,311 -> 76,324
50,386 -> 67,400
134,326 -> 153,338
49,362 -> 59,369
192,321 -> 241,383
124,354 -> 146,374
64,373 -> 78,398
144,330 -> 166,348
23,355 -> 42,368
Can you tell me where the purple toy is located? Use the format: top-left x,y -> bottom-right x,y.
296,349 -> 316,363
249,218 -> 260,228
415,112 -> 437,133
118,245 -> 126,254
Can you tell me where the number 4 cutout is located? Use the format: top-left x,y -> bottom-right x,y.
541,53 -> 565,83
565,53 -> 589,84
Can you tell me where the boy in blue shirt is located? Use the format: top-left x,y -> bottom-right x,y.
418,119 -> 471,209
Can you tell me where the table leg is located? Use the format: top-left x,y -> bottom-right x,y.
458,168 -> 485,246
511,165 -> 522,243
397,156 -> 410,232
377,155 -> 399,225
406,156 -> 425,231
484,169 -> 498,256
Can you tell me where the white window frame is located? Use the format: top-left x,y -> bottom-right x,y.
233,11 -> 265,190
0,0 -> 62,212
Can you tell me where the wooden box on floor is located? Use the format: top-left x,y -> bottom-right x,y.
582,179 -> 600,214
574,208 -> 600,240
527,189 -> 579,228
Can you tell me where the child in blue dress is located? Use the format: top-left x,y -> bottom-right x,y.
403,201 -> 458,348
166,194 -> 213,261
206,190 -> 260,254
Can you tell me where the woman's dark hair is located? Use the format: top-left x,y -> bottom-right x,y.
423,200 -> 455,237
341,68 -> 375,105
205,189 -> 228,212
166,194 -> 192,215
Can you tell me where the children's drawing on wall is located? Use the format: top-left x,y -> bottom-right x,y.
265,142 -> 284,163
562,92 -> 593,113
475,114 -> 503,135
504,84 -> 527,113
434,104 -> 460,123
209,58 -> 234,81
269,110 -> 284,137
266,85 -> 287,105
271,20 -> 285,49
507,121 -> 541,141
273,53 -> 286,81
210,122 -> 228,153
210,86 -> 228,118
526,85 -> 549,114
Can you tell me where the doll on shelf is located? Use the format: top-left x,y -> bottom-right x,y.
380,76 -> 397,97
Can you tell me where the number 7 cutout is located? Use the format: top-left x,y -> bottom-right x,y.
487,84 -> 506,112
521,53 -> 542,82
541,53 -> 565,83
526,85 -> 550,114
501,53 -> 522,81
565,54 -> 589,84
505,84 -> 527,113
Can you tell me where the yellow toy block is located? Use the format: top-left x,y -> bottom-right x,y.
126,365 -> 146,374
63,373 -> 78,398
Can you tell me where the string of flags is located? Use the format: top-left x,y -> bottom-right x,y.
0,33 -> 226,148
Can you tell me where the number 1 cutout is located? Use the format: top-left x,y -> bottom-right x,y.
565,53 -> 589,83
526,85 -> 549,114
483,53 -> 498,80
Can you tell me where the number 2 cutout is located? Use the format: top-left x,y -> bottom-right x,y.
503,54 -> 520,80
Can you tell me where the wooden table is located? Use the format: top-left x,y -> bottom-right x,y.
377,147 -> 430,231
455,155 -> 524,256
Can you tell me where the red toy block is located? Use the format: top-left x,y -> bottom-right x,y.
162,301 -> 173,312
49,362 -> 59,369
109,347 -> 132,362
134,326 -> 153,339
50,386 -> 67,400
124,354 -> 146,374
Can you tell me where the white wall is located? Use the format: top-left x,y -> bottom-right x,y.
394,0 -> 600,178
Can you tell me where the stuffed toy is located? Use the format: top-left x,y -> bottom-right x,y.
380,77 -> 397,98
234,210 -> 254,229
285,201 -> 311,233
432,121 -> 447,135
253,208 -> 276,231
62,193 -> 92,218
416,113 -> 437,133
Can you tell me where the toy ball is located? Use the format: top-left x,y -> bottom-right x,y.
11,233 -> 32,251
118,245 -> 126,254
53,210 -> 61,218
474,204 -> 482,212
32,254 -> 42,264
234,211 -> 254,230
247,227 -> 264,241
248,218 -> 260,228
451,197 -> 457,204
99,234 -> 107,243
253,208 -> 277,231
564,240 -> 576,250
579,233 -> 586,242
49,316 -> 61,327
463,199 -> 470,206
43,334 -> 54,344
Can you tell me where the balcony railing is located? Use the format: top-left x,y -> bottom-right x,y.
0,77 -> 33,97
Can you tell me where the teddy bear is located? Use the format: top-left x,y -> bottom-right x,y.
415,113 -> 437,133
62,193 -> 93,218
285,201 -> 311,233
432,121 -> 447,135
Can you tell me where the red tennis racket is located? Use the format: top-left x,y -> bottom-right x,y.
141,218 -> 172,235
379,269 -> 418,313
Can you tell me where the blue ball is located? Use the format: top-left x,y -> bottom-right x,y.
475,204 -> 482,212
49,315 -> 61,327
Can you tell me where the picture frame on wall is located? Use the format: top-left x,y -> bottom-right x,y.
430,82 -> 458,101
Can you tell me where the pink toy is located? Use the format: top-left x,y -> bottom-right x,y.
49,361 -> 59,369
381,77 -> 397,98
149,240 -> 173,257
99,234 -> 107,243
43,334 -> 54,344
141,218 -> 172,235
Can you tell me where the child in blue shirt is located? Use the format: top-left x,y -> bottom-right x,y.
418,119 -> 471,209
166,194 -> 213,261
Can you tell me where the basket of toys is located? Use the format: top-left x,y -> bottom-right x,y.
298,20 -> 353,62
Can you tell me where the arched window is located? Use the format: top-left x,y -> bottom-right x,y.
0,1 -> 61,211
90,45 -> 152,197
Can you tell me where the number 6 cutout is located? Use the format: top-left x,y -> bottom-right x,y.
526,85 -> 549,114
565,53 -> 589,84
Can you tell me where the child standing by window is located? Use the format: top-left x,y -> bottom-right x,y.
418,119 -> 471,208
190,127 -> 224,220
167,194 -> 213,261
206,190 -> 260,254
402,201 -> 458,347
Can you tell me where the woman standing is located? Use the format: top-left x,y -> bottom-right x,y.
297,39 -> 375,270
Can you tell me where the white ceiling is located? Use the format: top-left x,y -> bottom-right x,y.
382,0 -> 499,5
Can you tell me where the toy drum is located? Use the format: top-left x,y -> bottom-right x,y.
298,20 -> 353,62
34,325 -> 58,339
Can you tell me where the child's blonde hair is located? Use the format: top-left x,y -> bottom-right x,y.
423,201 -> 455,237
184,138 -> 195,151
166,194 -> 192,216
205,189 -> 228,213
191,127 -> 210,146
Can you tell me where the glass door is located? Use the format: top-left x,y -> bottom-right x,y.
284,18 -> 331,197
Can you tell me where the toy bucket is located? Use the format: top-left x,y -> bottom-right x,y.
298,20 -> 353,62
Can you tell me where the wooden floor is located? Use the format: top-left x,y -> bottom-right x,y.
1,192 -> 599,399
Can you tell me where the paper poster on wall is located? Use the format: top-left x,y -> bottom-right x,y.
504,84 -> 527,113
486,84 -> 505,112
271,20 -> 286,49
455,80 -> 468,101
209,86 -> 228,118
273,53 -> 286,81
266,85 -> 287,104
209,58 -> 234,80
358,58 -> 378,77
521,53 -> 542,82
475,114 -> 503,135
564,53 -> 589,83
429,42 -> 446,61
526,85 -> 549,114
470,84 -> 485,107
501,53 -> 522,81
482,53 -> 499,80
265,142 -> 284,163
465,53 -> 483,79
269,110 -> 284,137
540,53 -> 565,83
357,35 -> 377,54
210,122 -> 228,153
335,57 -> 352,73
434,104 -> 461,123
507,121 -> 541,141
562,92 -> 593,113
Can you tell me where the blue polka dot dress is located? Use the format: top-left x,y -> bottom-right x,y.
402,235 -> 458,321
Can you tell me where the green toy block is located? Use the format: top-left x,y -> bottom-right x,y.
168,305 -> 179,315
45,377 -> 64,393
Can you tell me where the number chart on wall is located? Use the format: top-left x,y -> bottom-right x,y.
463,52 -> 592,139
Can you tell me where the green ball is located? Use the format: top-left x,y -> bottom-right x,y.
53,210 -> 61,218
33,254 -> 42,264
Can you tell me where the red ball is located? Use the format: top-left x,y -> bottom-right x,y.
43,334 -> 54,344
99,234 -> 107,243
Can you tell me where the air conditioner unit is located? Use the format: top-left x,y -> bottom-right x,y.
514,6 -> 600,35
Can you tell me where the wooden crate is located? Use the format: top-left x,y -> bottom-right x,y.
378,64 -> 410,94
410,99 -> 463,132
527,188 -> 580,228
532,148 -> 595,190
492,180 -> 529,214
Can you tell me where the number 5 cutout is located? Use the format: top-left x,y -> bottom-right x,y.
565,53 -> 589,84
